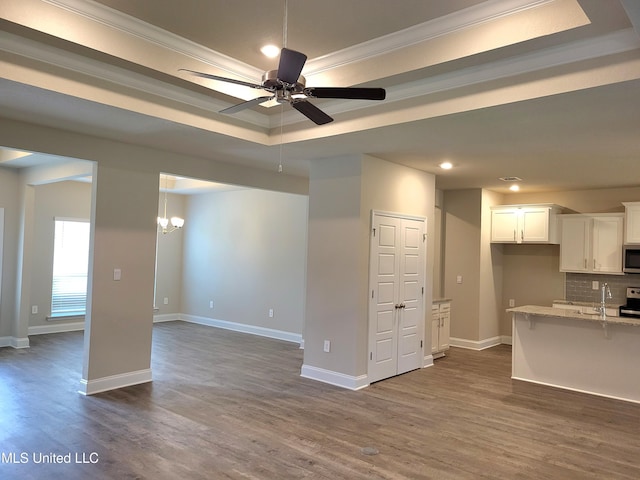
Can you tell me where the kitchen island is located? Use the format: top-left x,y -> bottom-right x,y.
507,305 -> 640,404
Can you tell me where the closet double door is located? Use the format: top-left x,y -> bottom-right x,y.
368,212 -> 426,384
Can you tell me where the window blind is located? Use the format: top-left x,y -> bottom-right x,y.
51,219 -> 90,317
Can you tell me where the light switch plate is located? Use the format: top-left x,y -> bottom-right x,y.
113,268 -> 122,281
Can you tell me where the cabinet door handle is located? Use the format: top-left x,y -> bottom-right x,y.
521,230 -> 524,241
593,259 -> 596,270
513,229 -> 516,241
584,258 -> 587,269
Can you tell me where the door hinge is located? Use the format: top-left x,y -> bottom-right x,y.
372,290 -> 375,299
372,228 -> 376,237
423,233 -> 427,242
420,340 -> 423,349
370,352 -> 373,360
421,286 -> 424,295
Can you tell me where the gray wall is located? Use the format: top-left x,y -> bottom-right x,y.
0,115 -> 306,390
29,181 -> 92,326
443,189 -> 482,341
0,167 -> 19,338
155,192 -> 185,316
304,154 -> 435,378
181,188 -> 308,335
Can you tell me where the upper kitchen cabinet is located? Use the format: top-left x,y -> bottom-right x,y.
559,213 -> 624,274
490,204 -> 563,244
623,202 -> 640,244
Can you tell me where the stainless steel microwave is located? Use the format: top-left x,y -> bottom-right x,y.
623,245 -> 640,273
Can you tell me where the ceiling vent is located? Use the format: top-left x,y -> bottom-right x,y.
499,176 -> 522,182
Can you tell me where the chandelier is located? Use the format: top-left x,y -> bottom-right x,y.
157,175 -> 184,234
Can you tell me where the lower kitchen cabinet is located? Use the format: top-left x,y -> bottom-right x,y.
432,300 -> 451,359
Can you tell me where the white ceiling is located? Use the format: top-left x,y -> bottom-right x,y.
1,0 -> 640,194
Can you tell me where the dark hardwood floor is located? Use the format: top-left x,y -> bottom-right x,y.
1,321 -> 639,479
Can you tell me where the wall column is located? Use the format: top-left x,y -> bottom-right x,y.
81,162 -> 158,395
302,155 -> 435,390
12,180 -> 35,348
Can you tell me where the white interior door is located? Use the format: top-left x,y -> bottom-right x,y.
369,216 -> 401,382
397,219 -> 425,375
368,212 -> 425,383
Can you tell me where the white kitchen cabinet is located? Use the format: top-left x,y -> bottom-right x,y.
432,300 -> 450,359
623,202 -> 640,244
559,213 -> 624,274
490,204 -> 562,244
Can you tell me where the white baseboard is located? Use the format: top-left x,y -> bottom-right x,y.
5,337 -> 30,349
501,335 -> 513,345
450,335 -> 503,351
79,368 -> 152,396
180,314 -> 303,345
300,364 -> 369,390
153,313 -> 180,323
29,321 -> 84,335
423,354 -> 434,368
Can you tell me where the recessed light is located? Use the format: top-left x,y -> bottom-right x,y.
509,184 -> 520,192
439,162 -> 453,170
261,44 -> 280,58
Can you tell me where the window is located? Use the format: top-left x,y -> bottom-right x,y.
51,219 -> 90,317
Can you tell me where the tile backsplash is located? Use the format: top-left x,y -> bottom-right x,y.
565,273 -> 640,305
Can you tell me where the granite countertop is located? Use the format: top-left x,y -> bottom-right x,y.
433,298 -> 452,303
552,299 -> 624,309
507,305 -> 640,327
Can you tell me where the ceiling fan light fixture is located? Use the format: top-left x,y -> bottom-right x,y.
261,44 -> 281,58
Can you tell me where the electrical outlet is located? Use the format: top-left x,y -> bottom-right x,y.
31,305 -> 38,315
456,275 -> 463,284
163,297 -> 169,305
592,281 -> 599,290
209,300 -> 214,309
509,299 -> 515,307
268,308 -> 274,318
323,340 -> 331,353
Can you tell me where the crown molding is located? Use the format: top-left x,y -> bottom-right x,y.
268,28 -> 640,128
4,1 -> 639,135
42,0 -> 264,82
0,29 -> 269,128
383,28 -> 640,104
304,0 -> 557,75
43,0 -> 556,80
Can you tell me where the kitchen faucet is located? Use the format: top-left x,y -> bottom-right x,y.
596,282 -> 612,315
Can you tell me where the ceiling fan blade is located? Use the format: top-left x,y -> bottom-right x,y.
304,87 -> 386,100
291,99 -> 333,125
220,95 -> 275,115
180,69 -> 265,90
277,48 -> 307,85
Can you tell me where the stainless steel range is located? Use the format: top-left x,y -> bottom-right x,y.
619,287 -> 640,318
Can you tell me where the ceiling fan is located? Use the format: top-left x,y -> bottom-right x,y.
180,47 -> 386,125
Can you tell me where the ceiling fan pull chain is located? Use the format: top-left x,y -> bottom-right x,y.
278,103 -> 284,173
283,0 -> 288,49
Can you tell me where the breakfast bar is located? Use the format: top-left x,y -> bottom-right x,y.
508,306 -> 640,404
